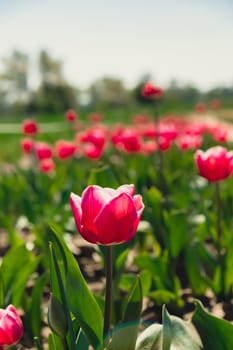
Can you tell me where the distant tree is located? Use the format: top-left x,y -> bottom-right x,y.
0,50 -> 29,113
88,76 -> 131,109
27,50 -> 78,113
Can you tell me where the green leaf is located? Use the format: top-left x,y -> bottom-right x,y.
0,244 -> 39,306
88,165 -> 119,188
27,272 -> 49,339
135,323 -> 163,350
122,275 -> 143,324
136,307 -> 202,350
49,224 -> 103,347
106,276 -> 143,350
192,300 -> 233,350
48,333 -> 64,350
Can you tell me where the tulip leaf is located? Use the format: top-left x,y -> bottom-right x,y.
49,223 -> 103,347
192,300 -> 233,350
88,165 -> 119,188
0,243 -> 40,306
136,306 -> 203,350
48,333 -> 64,350
105,276 -> 143,350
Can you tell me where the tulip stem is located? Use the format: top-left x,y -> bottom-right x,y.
103,245 -> 113,340
215,181 -> 222,259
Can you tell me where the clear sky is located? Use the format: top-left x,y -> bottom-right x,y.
0,0 -> 233,90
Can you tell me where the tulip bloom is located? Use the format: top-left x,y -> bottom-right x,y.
65,109 -> 77,122
195,146 -> 233,182
35,142 -> 53,160
70,184 -> 144,245
55,140 -> 76,160
141,82 -> 163,98
20,138 -> 34,154
0,304 -> 23,348
21,119 -> 38,135
39,158 -> 56,174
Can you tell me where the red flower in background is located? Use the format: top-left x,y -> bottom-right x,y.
195,146 -> 233,182
195,102 -> 206,113
141,82 -> 163,98
55,140 -> 77,160
35,142 -> 53,160
0,304 -> 23,348
39,158 -> 56,173
21,138 -> 34,154
210,99 -> 221,110
70,184 -> 144,245
22,119 -> 38,136
83,143 -> 104,160
65,109 -> 77,122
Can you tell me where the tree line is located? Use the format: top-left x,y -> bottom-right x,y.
0,49 -> 232,117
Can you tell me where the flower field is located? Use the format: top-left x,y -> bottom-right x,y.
1,85 -> 233,349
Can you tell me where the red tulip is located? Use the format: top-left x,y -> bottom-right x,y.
70,184 -> 144,245
195,146 -> 233,182
20,138 -> 34,154
35,142 -> 53,160
0,304 -> 23,348
39,158 -> 56,173
55,140 -> 76,160
141,82 -> 163,98
65,109 -> 77,122
195,102 -> 206,113
83,143 -> 104,160
21,119 -> 38,135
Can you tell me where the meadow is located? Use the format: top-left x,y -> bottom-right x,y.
1,91 -> 233,349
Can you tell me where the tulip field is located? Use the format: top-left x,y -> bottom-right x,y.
1,84 -> 233,349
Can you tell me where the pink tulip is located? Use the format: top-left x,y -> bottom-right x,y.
0,305 -> 23,348
195,146 -> 233,182
55,140 -> 76,160
20,138 -> 34,154
141,82 -> 163,98
21,119 -> 38,136
70,184 -> 144,245
35,142 -> 53,160
39,158 -> 56,173
65,109 -> 77,122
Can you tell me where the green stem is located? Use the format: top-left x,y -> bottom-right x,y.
214,181 -> 226,297
103,245 -> 113,339
215,181 -> 222,260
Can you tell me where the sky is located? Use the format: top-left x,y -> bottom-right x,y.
0,0 -> 233,91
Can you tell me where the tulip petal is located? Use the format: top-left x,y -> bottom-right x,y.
116,184 -> 135,196
70,192 -> 82,233
94,192 -> 138,245
81,186 -> 112,234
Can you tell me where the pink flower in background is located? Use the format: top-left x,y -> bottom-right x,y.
195,146 -> 233,182
210,99 -> 221,110
158,135 -> 172,151
70,184 -> 144,245
87,112 -> 103,123
195,102 -> 206,113
110,127 -> 142,153
65,109 -> 77,122
83,142 -> 104,160
21,119 -> 38,136
141,82 -> 163,98
55,140 -> 77,160
35,142 -> 53,160
20,138 -> 34,154
78,126 -> 106,149
39,158 -> 56,173
177,134 -> 202,151
0,304 -> 23,348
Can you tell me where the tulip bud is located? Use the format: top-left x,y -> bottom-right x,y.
48,294 -> 68,339
0,304 -> 23,348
